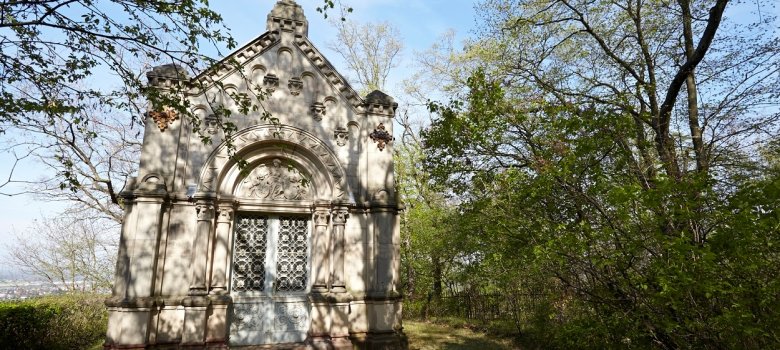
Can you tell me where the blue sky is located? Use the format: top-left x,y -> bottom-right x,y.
0,0 -> 479,271
211,0 -> 479,96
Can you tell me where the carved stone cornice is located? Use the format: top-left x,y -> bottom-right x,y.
266,0 -> 308,35
294,36 -> 363,111
363,90 -> 397,117
192,31 -> 279,87
146,63 -> 189,89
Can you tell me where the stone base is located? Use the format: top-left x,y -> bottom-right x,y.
104,341 -> 228,350
226,344 -> 310,350
351,331 -> 408,350
104,332 -> 407,350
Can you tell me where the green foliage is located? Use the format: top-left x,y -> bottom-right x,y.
414,67 -> 780,347
315,0 -> 353,21
0,294 -> 108,350
395,26 -> 780,344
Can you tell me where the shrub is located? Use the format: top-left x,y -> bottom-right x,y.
0,293 -> 107,350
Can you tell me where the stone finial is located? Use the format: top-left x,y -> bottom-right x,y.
364,90 -> 398,117
267,0 -> 308,36
146,63 -> 189,87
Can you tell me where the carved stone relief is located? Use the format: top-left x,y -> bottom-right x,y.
310,102 -> 325,121
149,108 -> 178,132
334,127 -> 348,147
240,159 -> 311,200
288,77 -> 303,96
204,114 -> 218,134
199,126 -> 348,200
230,303 -> 264,339
274,303 -> 308,331
263,73 -> 279,93
369,123 -> 394,151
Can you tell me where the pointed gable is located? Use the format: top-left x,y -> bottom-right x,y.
191,0 -> 363,116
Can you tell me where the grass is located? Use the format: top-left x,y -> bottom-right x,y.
405,320 -> 520,350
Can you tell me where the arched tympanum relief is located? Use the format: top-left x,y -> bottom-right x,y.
198,125 -> 349,201
237,158 -> 311,200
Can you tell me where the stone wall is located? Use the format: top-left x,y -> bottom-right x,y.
103,1 -> 405,349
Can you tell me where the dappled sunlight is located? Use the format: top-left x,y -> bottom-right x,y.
104,1 -> 404,349
405,321 -> 518,350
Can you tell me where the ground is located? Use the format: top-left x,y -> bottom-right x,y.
404,320 -> 519,350
86,321 -> 519,350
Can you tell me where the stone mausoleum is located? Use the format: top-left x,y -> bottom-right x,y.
104,1 -> 405,349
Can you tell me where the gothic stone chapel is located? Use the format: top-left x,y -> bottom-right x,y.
104,2 -> 405,349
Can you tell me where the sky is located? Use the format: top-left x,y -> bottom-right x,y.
0,0 -> 480,276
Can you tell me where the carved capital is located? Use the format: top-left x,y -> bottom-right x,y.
217,207 -> 234,223
314,210 -> 330,227
332,208 -> 349,225
195,203 -> 215,221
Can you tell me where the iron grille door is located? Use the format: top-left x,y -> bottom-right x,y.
275,217 -> 308,292
231,215 -> 268,292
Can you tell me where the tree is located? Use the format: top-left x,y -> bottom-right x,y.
328,20 -> 403,95
0,1 -> 358,290
7,214 -> 118,292
0,1 -> 353,196
1,101 -> 141,222
421,0 -> 780,347
0,0 -> 238,198
0,0 -> 237,128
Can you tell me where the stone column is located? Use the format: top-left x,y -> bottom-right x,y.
312,207 -> 331,293
330,207 -> 349,293
210,204 -> 234,293
189,201 -> 214,295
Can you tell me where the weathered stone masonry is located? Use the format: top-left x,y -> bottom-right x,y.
104,1 -> 405,349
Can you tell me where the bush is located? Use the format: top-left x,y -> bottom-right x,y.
0,293 -> 107,350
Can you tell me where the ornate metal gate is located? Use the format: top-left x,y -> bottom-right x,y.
229,215 -> 311,345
